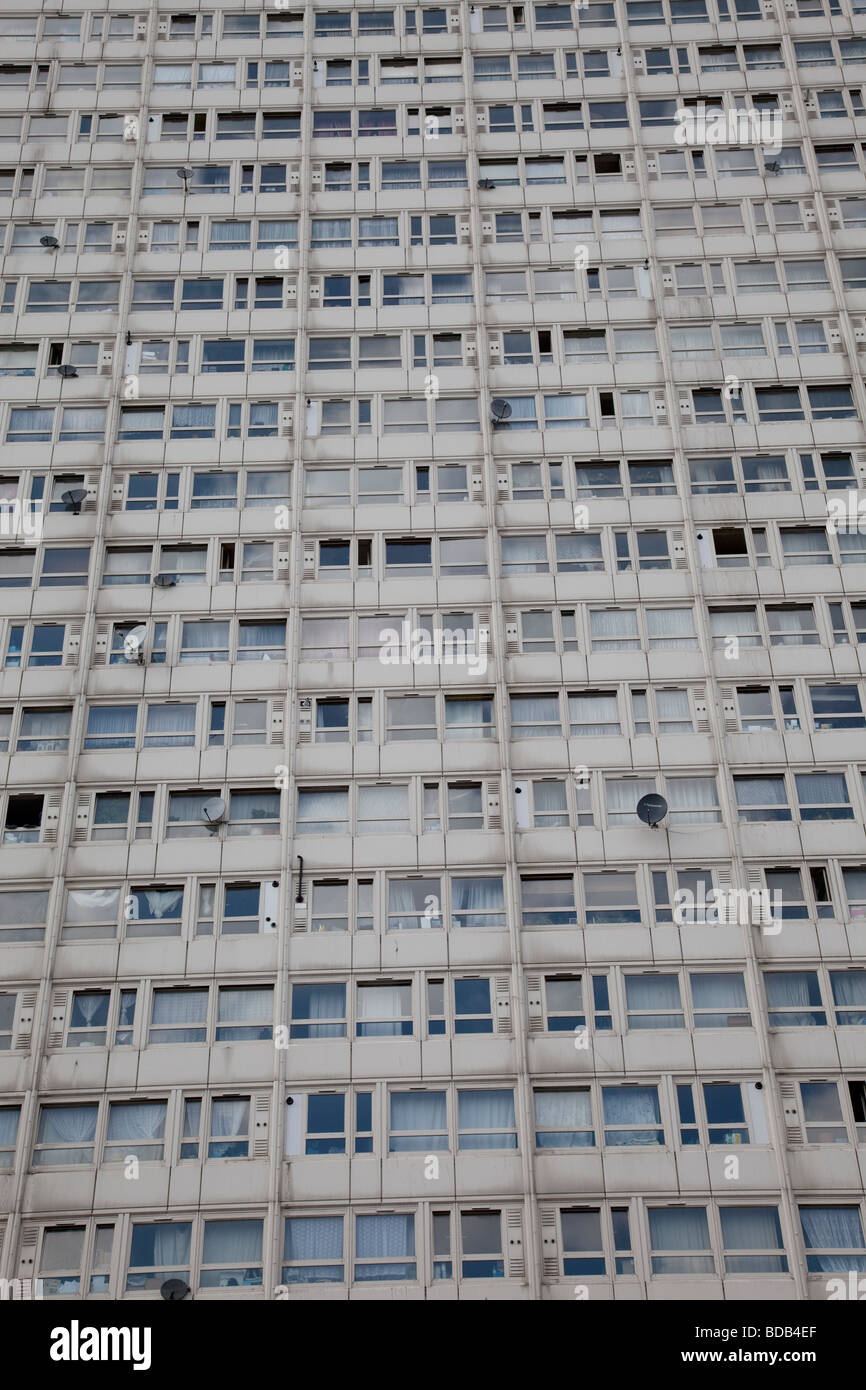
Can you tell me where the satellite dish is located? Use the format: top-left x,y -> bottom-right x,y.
176,166 -> 193,181
636,792 -> 668,828
490,398 -> 512,425
160,1278 -> 189,1301
39,234 -> 60,249
61,488 -> 88,514
123,624 -> 147,663
201,796 -> 227,829
477,178 -> 496,189
56,363 -> 78,379
153,573 -> 177,587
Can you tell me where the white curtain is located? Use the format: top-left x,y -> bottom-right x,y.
211,1098 -> 249,1138
591,609 -> 638,646
606,779 -> 656,820
830,973 -> 866,1007
557,534 -> 602,567
533,781 -> 568,823
647,608 -> 697,647
603,1087 -> 660,1126
311,219 -> 351,246
20,708 -> 71,742
709,608 -> 759,639
381,162 -> 421,189
720,1206 -> 782,1251
445,698 -> 493,735
800,1208 -> 865,1271
0,1108 -> 19,1147
152,990 -> 207,1025
60,407 -> 106,435
569,693 -> 619,734
70,992 -> 108,1026
691,973 -> 747,1010
452,876 -> 504,918
359,217 -> 397,244
626,976 -> 682,1010
144,704 -> 195,740
795,772 -> 847,806
284,1217 -> 343,1262
358,785 -> 409,831
107,1102 -> 166,1141
297,789 -> 348,830
181,621 -> 229,653
458,1089 -> 515,1132
502,536 -> 548,572
38,1105 -> 97,1144
649,1208 -> 712,1255
138,888 -> 184,921
64,888 -> 120,925
388,879 -> 440,928
535,1090 -> 592,1128
294,985 -> 345,1033
356,1214 -> 414,1258
218,987 -> 271,1023
545,394 -> 588,426
390,1092 -> 447,1132
667,776 -> 720,822
764,972 -> 818,1007
202,1220 -> 262,1265
358,985 -> 407,1020
428,159 -> 467,186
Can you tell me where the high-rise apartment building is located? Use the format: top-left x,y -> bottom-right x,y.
0,0 -> 865,1304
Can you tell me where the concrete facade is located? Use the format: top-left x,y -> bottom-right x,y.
0,0 -> 864,1299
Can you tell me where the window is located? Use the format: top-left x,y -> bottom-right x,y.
799,1207 -> 866,1273
649,1208 -> 714,1274
602,1087 -> 664,1146
34,1105 -> 98,1166
357,981 -> 412,1036
521,876 -> 576,927
18,707 -> 71,752
282,1216 -> 345,1284
535,1090 -> 594,1148
105,1101 -> 166,1162
390,1091 -> 447,1150
764,971 -> 826,1027
689,972 -> 750,1028
457,1090 -> 517,1149
625,975 -> 684,1029
354,1213 -> 415,1282
290,984 -> 346,1039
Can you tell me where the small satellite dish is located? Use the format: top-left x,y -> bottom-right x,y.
56,363 -> 78,379
490,398 -> 512,425
201,796 -> 227,829
160,1278 -> 189,1301
39,234 -> 60,249
176,166 -> 193,181
153,573 -> 177,587
123,624 -> 147,663
477,178 -> 496,189
636,792 -> 668,828
61,488 -> 88,514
